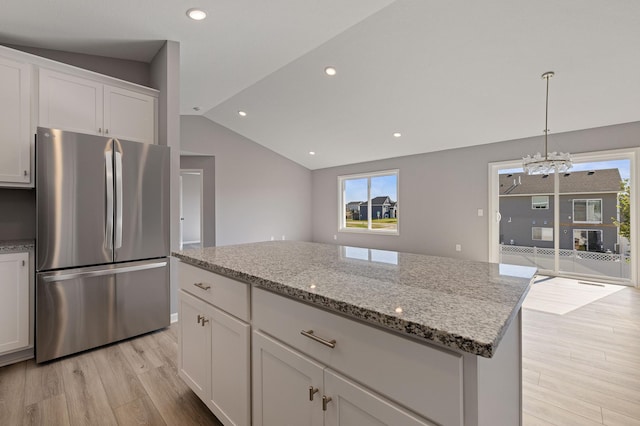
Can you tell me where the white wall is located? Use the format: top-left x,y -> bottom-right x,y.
311,121 -> 640,262
181,115 -> 312,246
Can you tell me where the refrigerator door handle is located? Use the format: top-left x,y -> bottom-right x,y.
114,150 -> 123,249
105,148 -> 114,250
40,261 -> 168,282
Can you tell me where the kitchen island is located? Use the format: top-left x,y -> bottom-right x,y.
173,241 -> 536,426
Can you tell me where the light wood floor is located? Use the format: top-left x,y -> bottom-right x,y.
2,284 -> 639,425
523,284 -> 640,425
0,324 -> 222,426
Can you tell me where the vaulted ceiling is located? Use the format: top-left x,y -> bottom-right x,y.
2,0 -> 639,169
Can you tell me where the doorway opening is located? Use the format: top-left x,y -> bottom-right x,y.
489,148 -> 638,286
180,169 -> 204,250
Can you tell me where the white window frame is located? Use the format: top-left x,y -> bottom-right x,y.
572,199 -> 603,224
531,195 -> 549,209
532,227 -> 553,241
338,169 -> 399,235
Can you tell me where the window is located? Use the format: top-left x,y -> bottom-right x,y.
531,195 -> 549,209
339,170 -> 399,234
532,227 -> 553,241
573,199 -> 602,223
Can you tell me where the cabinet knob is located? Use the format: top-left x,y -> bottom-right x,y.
98,128 -> 102,133
309,386 -> 319,401
105,129 -> 109,134
322,395 -> 332,411
23,170 -> 28,176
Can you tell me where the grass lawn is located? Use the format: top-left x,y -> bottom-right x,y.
346,219 -> 398,229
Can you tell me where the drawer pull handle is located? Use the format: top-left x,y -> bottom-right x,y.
322,395 -> 332,411
194,282 -> 211,291
300,330 -> 336,348
309,386 -> 319,401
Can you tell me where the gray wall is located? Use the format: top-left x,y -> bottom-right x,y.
181,116 -> 312,246
5,44 -> 152,87
181,156 -> 215,247
311,121 -> 640,262
0,189 -> 35,240
150,41 -> 181,316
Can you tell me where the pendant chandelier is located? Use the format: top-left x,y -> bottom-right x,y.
522,71 -> 572,174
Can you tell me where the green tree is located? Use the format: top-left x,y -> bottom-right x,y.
613,179 -> 630,242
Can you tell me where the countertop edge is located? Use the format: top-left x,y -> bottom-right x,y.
173,252 -> 528,357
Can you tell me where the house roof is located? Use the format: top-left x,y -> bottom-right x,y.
499,169 -> 622,196
370,196 -> 391,205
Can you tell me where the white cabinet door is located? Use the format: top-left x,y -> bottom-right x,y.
104,85 -> 155,144
0,252 -> 29,354
324,369 -> 435,426
209,305 -> 251,426
253,331 -> 324,426
39,68 -> 104,135
0,56 -> 30,184
178,290 -> 212,402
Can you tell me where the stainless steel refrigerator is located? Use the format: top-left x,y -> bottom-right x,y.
35,127 -> 170,363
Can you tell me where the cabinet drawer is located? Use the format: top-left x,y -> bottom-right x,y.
253,287 -> 464,426
179,262 -> 250,322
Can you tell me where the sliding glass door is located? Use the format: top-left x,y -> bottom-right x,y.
489,149 -> 637,285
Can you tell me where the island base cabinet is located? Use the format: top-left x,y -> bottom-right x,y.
253,331 -> 434,426
179,291 -> 212,401
253,331 -> 324,426
179,290 -> 250,426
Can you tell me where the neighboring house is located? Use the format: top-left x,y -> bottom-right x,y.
346,201 -> 364,220
499,169 -> 622,252
359,196 -> 397,220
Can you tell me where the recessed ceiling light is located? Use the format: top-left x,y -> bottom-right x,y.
238,110 -> 247,117
393,132 -> 402,138
324,66 -> 337,76
186,8 -> 207,20
309,151 -> 316,156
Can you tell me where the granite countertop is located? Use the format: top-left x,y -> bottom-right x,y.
173,241 -> 536,358
0,239 -> 35,253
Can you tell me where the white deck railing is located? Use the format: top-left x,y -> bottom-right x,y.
500,244 -> 631,279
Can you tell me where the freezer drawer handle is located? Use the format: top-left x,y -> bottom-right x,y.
41,261 -> 167,282
300,330 -> 336,348
193,282 -> 211,291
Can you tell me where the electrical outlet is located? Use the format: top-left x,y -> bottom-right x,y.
455,244 -> 462,252
477,209 -> 484,217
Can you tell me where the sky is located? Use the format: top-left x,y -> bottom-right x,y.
345,175 -> 397,203
500,159 -> 631,180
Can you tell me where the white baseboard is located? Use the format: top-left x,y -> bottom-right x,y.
171,313 -> 179,323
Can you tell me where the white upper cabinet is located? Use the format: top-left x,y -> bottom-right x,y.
38,68 -> 103,136
39,68 -> 157,144
0,55 -> 31,185
104,86 -> 155,144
